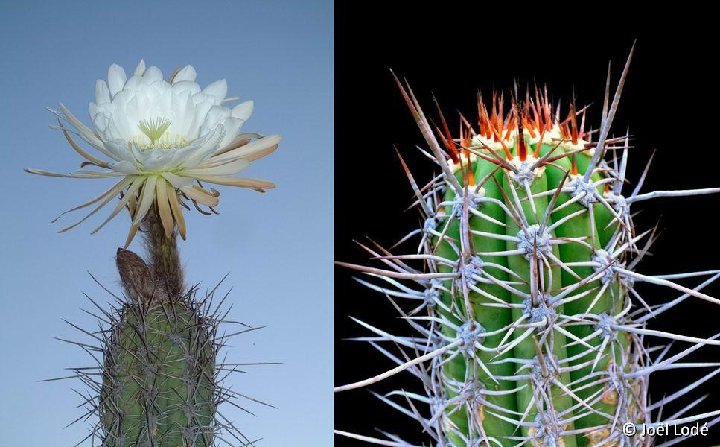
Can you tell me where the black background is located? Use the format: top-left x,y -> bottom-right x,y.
335,3 -> 720,446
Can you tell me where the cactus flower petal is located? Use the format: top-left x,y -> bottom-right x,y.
26,60 -> 281,246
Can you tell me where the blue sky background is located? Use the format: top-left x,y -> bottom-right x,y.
0,1 -> 332,445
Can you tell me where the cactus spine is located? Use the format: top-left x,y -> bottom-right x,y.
336,50 -> 720,447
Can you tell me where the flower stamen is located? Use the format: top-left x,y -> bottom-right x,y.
133,117 -> 190,150
138,117 -> 172,144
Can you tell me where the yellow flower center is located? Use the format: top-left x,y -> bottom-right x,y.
130,117 -> 189,150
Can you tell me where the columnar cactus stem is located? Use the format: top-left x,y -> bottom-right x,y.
336,50 -> 720,447
104,207 -> 216,447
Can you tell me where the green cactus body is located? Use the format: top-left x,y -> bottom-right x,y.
387,86 -> 635,447
337,56 -> 720,447
102,298 -> 216,447
51,180 -> 273,447
52,193 -> 271,447
545,149 -> 620,447
418,96 -> 644,447
504,143 -> 579,447
98,210 -> 223,447
431,133 -> 604,446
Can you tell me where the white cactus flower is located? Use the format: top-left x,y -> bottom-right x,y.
26,60 -> 281,246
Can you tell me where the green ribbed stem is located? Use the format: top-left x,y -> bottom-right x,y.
101,299 -> 216,447
435,167 -> 517,446
433,139 -> 631,447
